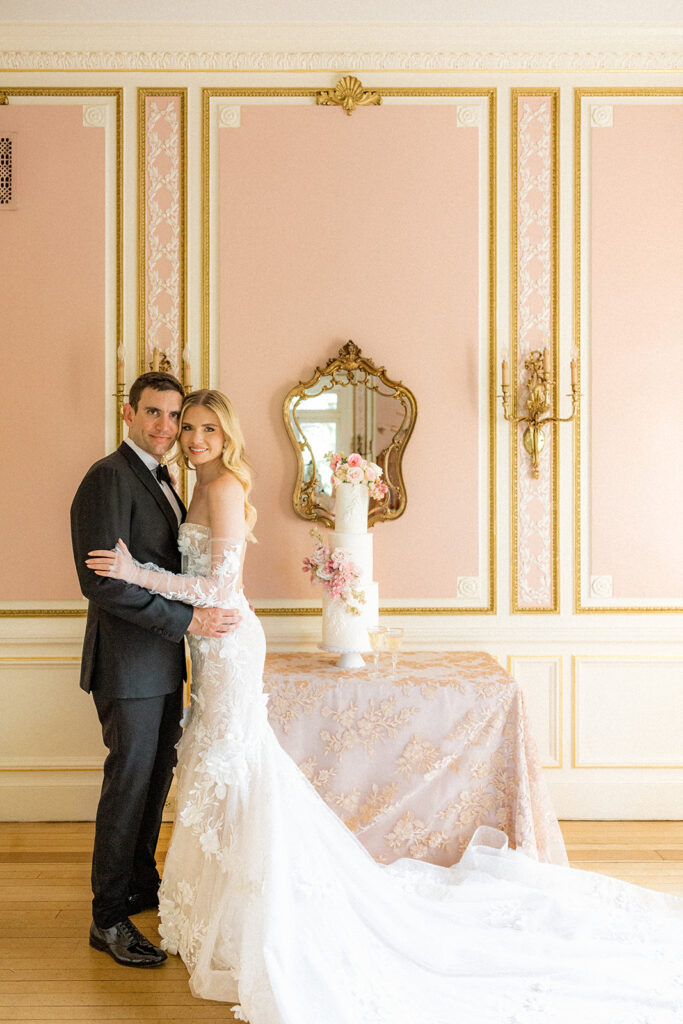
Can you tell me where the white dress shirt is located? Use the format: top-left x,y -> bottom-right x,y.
124,437 -> 183,525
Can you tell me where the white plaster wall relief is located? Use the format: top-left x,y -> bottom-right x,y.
456,577 -> 480,600
574,657 -> 683,767
508,656 -> 562,767
145,97 -> 182,375
218,105 -> 242,129
456,105 -> 481,128
82,104 -> 107,128
515,97 -> 554,610
2,47 -> 683,72
590,575 -> 613,598
590,104 -> 614,128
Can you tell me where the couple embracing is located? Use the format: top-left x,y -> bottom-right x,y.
71,371 -> 250,969
71,372 -> 683,1024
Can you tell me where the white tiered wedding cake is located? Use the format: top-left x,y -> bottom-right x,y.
320,483 -> 379,666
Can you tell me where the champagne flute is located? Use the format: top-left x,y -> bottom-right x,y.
385,627 -> 404,678
367,626 -> 386,676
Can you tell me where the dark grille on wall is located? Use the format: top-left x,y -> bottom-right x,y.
0,136 -> 13,206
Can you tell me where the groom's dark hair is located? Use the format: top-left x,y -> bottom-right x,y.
128,371 -> 185,411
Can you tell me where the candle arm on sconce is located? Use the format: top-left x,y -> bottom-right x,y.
499,344 -> 580,478
148,346 -> 174,375
149,345 -> 192,393
114,341 -> 127,444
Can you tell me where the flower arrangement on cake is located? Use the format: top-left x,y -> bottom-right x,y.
302,529 -> 365,615
328,452 -> 388,501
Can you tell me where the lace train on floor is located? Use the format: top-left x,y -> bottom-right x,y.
156,525 -> 683,1024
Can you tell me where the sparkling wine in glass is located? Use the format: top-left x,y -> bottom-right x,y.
367,626 -> 386,675
385,627 -> 404,678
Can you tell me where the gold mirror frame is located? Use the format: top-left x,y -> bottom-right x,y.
283,341 -> 417,528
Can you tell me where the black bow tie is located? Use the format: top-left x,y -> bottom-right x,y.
156,463 -> 172,487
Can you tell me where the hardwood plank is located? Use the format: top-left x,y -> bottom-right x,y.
567,848 -> 663,862
0,819 -> 681,1022
0,1020 -> 237,1024
0,961 -> 189,977
0,853 -> 91,864
2,901 -> 92,911
0,993 -> 223,1007
0,1007 -> 232,1019
560,820 -> 683,843
656,849 -> 683,860
0,981 -> 193,994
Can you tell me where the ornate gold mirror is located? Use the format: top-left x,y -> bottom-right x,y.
283,341 -> 417,527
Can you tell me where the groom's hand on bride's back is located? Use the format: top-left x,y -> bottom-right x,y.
187,606 -> 242,637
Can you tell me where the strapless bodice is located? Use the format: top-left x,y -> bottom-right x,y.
178,522 -> 212,576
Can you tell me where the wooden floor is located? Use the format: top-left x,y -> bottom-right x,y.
1,821 -> 682,1023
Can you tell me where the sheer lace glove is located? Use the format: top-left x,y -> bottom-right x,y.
86,540 -> 143,586
87,538 -> 243,609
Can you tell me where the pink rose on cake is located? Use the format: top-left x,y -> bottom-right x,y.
325,451 -> 389,501
302,529 -> 365,615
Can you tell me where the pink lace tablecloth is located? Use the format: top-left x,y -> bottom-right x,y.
263,651 -> 567,867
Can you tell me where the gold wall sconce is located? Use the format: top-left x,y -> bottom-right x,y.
500,347 -> 579,478
149,346 -> 173,374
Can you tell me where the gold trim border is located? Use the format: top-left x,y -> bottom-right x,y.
574,88 -> 683,615
571,654 -> 683,769
0,86 -> 123,618
201,86 -> 497,616
507,653 -> 563,769
510,89 -> 560,615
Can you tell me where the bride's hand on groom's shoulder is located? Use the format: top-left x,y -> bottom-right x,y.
85,538 -> 138,584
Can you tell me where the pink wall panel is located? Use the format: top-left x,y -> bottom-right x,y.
0,105 -> 105,600
590,104 -> 683,598
512,93 -> 558,612
143,94 -> 183,377
218,104 -> 481,600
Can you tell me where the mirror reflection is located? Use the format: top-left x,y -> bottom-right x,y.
284,341 -> 417,527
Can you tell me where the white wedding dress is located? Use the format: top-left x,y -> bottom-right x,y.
132,525 -> 683,1024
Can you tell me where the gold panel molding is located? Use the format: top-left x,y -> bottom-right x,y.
507,654 -> 563,769
574,88 -> 683,615
0,657 -> 101,772
0,87 -> 122,619
510,89 -> 560,615
202,87 -> 497,616
571,654 -> 683,768
137,88 -> 188,385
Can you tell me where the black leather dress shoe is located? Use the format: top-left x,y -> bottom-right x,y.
89,917 -> 167,968
127,891 -> 159,915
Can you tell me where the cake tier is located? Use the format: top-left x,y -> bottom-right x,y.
334,482 -> 369,535
322,582 -> 379,653
328,532 -> 373,583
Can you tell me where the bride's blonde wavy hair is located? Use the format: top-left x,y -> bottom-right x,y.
177,389 -> 257,541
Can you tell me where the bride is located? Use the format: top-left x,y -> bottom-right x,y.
87,389 -> 683,1024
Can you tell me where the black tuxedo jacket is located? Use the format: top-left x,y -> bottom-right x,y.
70,443 -> 193,699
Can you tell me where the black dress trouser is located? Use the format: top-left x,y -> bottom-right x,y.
91,687 -> 183,928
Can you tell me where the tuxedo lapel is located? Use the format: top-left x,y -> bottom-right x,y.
118,443 -> 181,535
168,479 -> 187,523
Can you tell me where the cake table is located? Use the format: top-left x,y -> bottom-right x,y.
262,651 -> 567,867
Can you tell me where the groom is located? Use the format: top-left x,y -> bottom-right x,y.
71,371 -> 241,968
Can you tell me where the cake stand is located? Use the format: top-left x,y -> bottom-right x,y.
318,643 -> 369,669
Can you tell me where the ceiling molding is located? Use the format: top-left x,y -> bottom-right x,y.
2,43 -> 683,73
